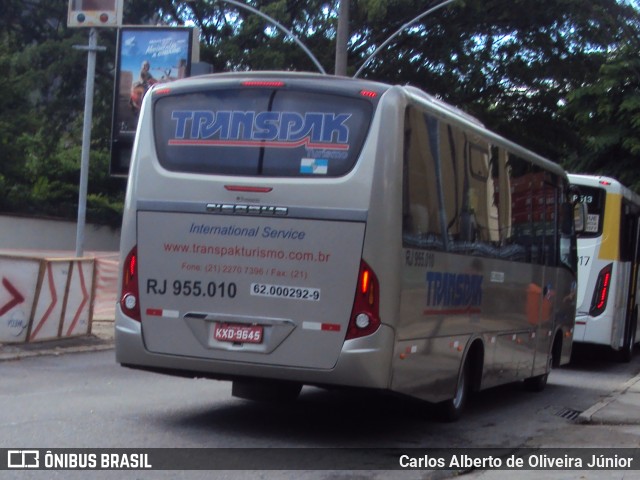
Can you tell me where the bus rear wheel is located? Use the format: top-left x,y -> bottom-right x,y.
438,360 -> 470,422
523,372 -> 548,392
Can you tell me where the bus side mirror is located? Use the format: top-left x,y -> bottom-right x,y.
573,202 -> 587,234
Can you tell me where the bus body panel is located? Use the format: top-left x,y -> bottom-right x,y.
393,252 -> 574,403
116,72 -> 578,408
569,174 -> 640,352
137,210 -> 365,369
116,312 -> 396,388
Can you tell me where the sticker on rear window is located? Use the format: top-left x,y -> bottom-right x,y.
300,158 -> 328,175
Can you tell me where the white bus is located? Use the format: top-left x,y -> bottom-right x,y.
115,72 -> 579,420
567,174 -> 640,362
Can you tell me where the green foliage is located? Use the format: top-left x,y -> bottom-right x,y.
564,42 -> 640,190
0,0 -> 123,226
1,0 -> 639,228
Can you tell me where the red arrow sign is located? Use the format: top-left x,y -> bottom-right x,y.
0,277 -> 25,316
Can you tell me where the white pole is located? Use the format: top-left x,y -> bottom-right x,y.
74,28 -> 104,257
354,0 -> 457,78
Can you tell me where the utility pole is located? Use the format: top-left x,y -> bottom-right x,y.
68,0 -> 120,257
335,0 -> 350,76
73,28 -> 106,257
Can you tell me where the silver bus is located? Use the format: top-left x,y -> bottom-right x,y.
568,174 -> 640,362
116,72 -> 579,420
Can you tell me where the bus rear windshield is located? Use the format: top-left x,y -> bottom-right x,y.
153,88 -> 373,177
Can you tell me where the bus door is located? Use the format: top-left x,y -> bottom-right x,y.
620,202 -> 640,349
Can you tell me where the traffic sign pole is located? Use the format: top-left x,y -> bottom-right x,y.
74,28 -> 106,257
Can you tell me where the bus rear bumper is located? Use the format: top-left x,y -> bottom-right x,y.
115,309 -> 394,390
573,313 -> 616,349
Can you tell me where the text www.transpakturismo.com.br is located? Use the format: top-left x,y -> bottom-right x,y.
163,242 -> 332,263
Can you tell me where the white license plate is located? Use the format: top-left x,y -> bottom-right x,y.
213,323 -> 263,344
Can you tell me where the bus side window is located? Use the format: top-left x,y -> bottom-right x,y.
559,187 -> 577,270
504,155 -> 533,263
402,107 -> 447,251
539,172 -> 559,267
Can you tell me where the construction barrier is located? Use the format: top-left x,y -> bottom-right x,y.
93,254 -> 119,321
0,255 -> 97,343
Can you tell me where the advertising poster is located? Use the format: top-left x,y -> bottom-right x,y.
111,27 -> 193,176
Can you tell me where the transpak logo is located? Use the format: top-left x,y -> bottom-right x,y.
423,271 -> 484,315
168,110 -> 352,150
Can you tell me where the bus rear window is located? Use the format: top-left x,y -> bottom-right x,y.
153,88 -> 373,177
574,185 -> 606,237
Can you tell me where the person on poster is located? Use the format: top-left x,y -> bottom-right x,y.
139,60 -> 157,90
129,81 -> 145,114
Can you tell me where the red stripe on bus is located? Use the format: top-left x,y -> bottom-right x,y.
321,323 -> 341,331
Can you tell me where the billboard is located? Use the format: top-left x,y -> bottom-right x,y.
67,0 -> 123,28
110,27 -> 193,176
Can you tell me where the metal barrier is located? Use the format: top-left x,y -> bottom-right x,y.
0,255 -> 97,343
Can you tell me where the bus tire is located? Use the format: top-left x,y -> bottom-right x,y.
523,370 -> 548,392
619,310 -> 637,363
438,359 -> 470,422
524,341 -> 555,392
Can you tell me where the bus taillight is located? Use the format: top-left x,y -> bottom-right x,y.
590,263 -> 613,317
346,260 -> 381,340
120,246 -> 141,322
241,81 -> 285,88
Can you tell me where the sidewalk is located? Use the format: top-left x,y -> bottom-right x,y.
0,319 -> 115,361
577,372 -> 640,425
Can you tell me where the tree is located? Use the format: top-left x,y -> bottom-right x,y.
1,0 -> 639,228
348,0 -> 638,163
159,0 -> 639,172
565,41 -> 640,190
0,0 -> 125,225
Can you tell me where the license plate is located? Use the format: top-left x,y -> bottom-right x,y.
213,323 -> 263,344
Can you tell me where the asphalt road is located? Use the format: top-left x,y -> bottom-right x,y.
1,343 -> 640,479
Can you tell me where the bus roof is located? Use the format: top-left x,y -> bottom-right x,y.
151,71 -> 393,96
568,173 -> 640,206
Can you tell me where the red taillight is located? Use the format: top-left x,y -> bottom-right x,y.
120,246 -> 141,321
360,89 -> 378,98
346,260 -> 381,340
590,263 -> 613,317
241,81 -> 285,88
361,269 -> 370,294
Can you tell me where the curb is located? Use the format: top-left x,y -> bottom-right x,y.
0,341 -> 114,362
577,373 -> 640,424
0,321 -> 115,362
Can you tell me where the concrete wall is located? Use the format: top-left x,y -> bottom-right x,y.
0,215 -> 121,252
